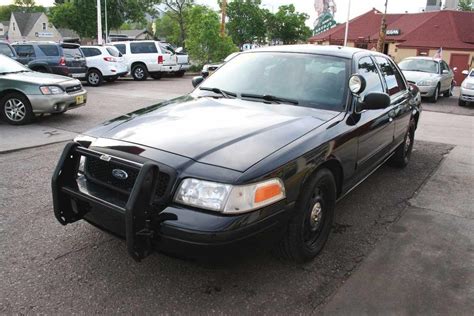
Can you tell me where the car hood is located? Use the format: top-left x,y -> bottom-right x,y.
402,70 -> 439,83
2,71 -> 76,85
86,96 -> 339,172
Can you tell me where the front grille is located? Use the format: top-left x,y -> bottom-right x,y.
84,156 -> 171,199
66,85 -> 82,94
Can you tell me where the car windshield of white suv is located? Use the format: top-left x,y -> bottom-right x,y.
0,55 -> 30,74
399,59 -> 439,74
198,52 -> 349,110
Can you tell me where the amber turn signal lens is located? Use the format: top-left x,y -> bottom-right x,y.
254,183 -> 283,203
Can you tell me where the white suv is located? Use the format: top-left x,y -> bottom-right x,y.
81,45 -> 128,87
112,41 -> 179,81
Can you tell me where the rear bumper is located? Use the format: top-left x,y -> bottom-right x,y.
178,64 -> 191,72
29,89 -> 87,114
52,143 -> 294,260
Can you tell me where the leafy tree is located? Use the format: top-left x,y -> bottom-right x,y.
0,3 -> 46,20
266,4 -> 312,44
226,0 -> 267,47
155,12 -> 181,44
14,0 -> 36,9
185,5 -> 237,64
163,0 -> 194,47
458,0 -> 473,11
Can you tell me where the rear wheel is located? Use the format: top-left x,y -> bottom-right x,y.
86,69 -> 103,87
277,169 -> 336,262
0,92 -> 34,125
430,85 -> 440,103
132,64 -> 148,81
388,119 -> 416,168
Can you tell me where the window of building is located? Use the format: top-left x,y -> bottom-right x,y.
375,56 -> 406,96
12,22 -> 15,31
42,23 -> 47,30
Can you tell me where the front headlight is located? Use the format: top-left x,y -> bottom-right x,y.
174,178 -> 286,214
462,82 -> 474,90
417,79 -> 437,86
40,85 -> 64,95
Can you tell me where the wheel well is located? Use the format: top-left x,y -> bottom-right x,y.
131,62 -> 147,70
305,159 -> 344,198
30,65 -> 48,72
88,67 -> 102,75
414,112 -> 420,129
0,89 -> 28,101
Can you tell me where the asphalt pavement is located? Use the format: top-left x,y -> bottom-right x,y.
0,77 -> 472,314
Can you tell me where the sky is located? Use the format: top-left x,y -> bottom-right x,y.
0,0 -> 432,27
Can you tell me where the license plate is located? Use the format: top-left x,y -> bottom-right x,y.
76,95 -> 84,105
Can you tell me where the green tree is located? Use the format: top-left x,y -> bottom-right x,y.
163,0 -> 194,47
0,2 -> 46,20
458,0 -> 473,11
226,0 -> 267,47
155,12 -> 181,44
266,4 -> 312,44
185,5 -> 237,64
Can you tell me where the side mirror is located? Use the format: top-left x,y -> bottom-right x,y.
442,69 -> 449,74
360,92 -> 391,111
349,74 -> 366,95
192,76 -> 204,88
462,70 -> 469,75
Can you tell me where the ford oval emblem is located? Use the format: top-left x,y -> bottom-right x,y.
112,169 -> 128,180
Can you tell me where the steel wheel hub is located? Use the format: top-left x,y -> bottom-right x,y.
4,98 -> 26,122
135,68 -> 144,78
310,201 -> 322,228
89,72 -> 99,84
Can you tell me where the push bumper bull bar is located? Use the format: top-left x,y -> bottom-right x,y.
51,142 -> 177,261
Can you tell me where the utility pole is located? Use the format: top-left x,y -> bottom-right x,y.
344,0 -> 352,46
377,0 -> 388,53
97,0 -> 103,45
220,0 -> 227,37
104,0 -> 108,44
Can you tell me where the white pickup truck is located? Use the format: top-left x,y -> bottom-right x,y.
112,41 -> 179,80
159,42 -> 191,77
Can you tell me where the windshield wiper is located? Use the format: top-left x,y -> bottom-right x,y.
241,93 -> 299,105
200,87 -> 237,99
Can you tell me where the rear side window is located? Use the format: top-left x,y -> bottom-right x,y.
14,45 -> 35,57
130,42 -> 157,54
106,46 -> 121,57
358,57 -> 384,96
82,48 -> 101,57
63,48 -> 83,58
114,44 -> 126,54
38,45 -> 59,56
159,43 -> 174,54
0,43 -> 15,57
375,56 -> 406,96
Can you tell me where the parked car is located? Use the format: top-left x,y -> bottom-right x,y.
52,46 -> 421,262
201,52 -> 239,77
0,54 -> 87,125
459,69 -> 474,106
80,45 -> 128,87
0,41 -> 18,60
399,56 -> 454,103
112,41 -> 179,81
159,42 -> 190,77
12,42 -> 88,79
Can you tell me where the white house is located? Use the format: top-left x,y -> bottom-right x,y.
8,12 -> 62,42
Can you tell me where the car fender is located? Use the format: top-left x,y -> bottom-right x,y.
27,61 -> 52,73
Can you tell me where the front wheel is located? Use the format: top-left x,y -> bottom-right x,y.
277,169 -> 336,262
458,99 -> 466,107
388,119 -> 416,168
430,85 -> 440,103
86,69 -> 103,87
0,92 -> 34,125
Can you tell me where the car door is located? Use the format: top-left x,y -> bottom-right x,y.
355,55 -> 396,175
376,56 -> 412,147
439,61 -> 450,91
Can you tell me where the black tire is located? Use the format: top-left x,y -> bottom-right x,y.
175,70 -> 186,78
388,119 -> 416,168
443,82 -> 454,97
278,169 -> 336,262
430,85 -> 440,103
32,67 -> 49,73
86,69 -> 103,87
104,76 -> 118,83
132,64 -> 148,81
150,73 -> 162,80
458,99 -> 466,107
0,92 -> 34,125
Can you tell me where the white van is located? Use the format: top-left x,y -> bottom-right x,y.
112,41 -> 179,80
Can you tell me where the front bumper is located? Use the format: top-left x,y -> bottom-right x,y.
460,87 -> 474,103
417,85 -> 437,97
52,143 -> 293,261
29,89 -> 87,114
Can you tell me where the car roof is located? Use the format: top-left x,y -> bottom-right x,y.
402,56 -> 440,62
244,45 -> 388,59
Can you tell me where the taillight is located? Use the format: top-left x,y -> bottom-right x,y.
59,57 -> 66,66
103,57 -> 117,62
158,55 -> 164,64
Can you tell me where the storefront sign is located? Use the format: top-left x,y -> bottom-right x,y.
35,32 -> 54,38
386,29 -> 401,36
313,13 -> 337,35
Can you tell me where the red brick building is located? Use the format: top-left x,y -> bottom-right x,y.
308,9 -> 474,85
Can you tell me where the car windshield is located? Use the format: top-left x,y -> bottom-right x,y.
198,52 -> 349,110
0,43 -> 15,57
0,55 -> 29,74
63,47 -> 83,58
399,59 -> 439,74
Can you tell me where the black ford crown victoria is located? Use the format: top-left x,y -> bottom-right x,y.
52,46 -> 421,262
